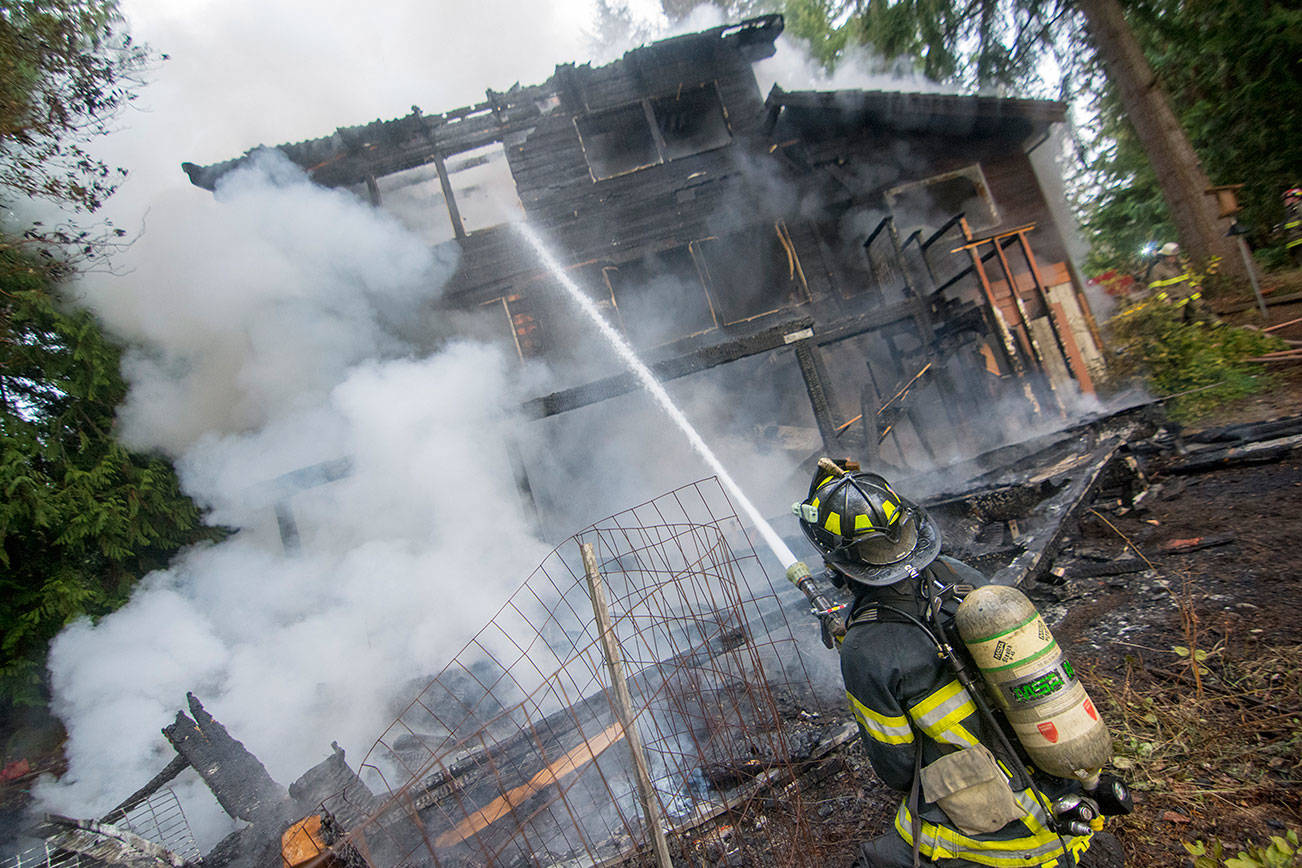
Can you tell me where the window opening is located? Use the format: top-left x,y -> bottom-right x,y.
650,83 -> 731,161
374,164 -> 457,245
446,142 -> 526,232
604,247 -> 716,349
693,221 -> 809,326
886,165 -> 1000,238
575,82 -> 733,181
575,103 -> 660,180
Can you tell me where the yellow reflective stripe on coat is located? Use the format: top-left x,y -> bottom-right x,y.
894,789 -> 1088,867
847,691 -> 913,745
1149,273 -> 1191,289
908,679 -> 979,748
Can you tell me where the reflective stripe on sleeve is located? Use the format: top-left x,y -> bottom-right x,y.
908,679 -> 979,748
847,691 -> 913,745
1149,274 -> 1191,289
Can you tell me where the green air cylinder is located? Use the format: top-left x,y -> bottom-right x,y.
955,585 -> 1111,785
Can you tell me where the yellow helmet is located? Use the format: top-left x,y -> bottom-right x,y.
792,469 -> 940,586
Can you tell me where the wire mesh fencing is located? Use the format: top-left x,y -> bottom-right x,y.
0,787 -> 199,868
337,477 -> 835,866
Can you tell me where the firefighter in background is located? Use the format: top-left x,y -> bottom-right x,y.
1282,187 -> 1302,266
792,465 -> 1130,867
1143,242 -> 1188,294
1142,242 -> 1213,322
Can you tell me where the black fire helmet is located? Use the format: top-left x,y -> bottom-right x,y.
792,467 -> 940,587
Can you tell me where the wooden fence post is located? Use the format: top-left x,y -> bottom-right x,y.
580,543 -> 674,868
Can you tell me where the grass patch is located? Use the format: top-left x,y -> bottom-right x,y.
1088,632 -> 1302,865
1107,298 -> 1286,420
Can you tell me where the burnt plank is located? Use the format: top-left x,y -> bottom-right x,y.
523,316 -> 814,417
162,693 -> 291,825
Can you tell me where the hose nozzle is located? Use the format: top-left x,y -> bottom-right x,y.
786,560 -> 812,587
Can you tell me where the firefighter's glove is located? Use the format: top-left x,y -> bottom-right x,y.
1085,773 -> 1134,816
818,615 -> 845,649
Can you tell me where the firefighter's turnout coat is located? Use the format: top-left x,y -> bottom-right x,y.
841,557 -> 1096,867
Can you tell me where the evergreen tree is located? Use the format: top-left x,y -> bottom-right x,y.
0,0 -> 215,705
0,251 -> 220,704
1083,0 -> 1302,272
1,0 -> 148,213
776,0 -> 1261,281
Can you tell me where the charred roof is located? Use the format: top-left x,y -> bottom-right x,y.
181,14 -> 784,192
765,87 -> 1066,142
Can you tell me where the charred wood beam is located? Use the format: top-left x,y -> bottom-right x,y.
36,815 -> 190,867
1183,414 -> 1302,446
289,743 -> 383,833
162,693 -> 292,826
182,83 -> 556,192
792,337 -> 839,453
100,754 -> 191,825
812,301 -> 934,347
522,316 -> 813,418
1160,433 -> 1302,475
431,151 -> 466,240
523,295 -> 960,420
992,436 -> 1128,587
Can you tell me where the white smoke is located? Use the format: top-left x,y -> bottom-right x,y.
33,0 -> 666,845
38,151 -> 554,846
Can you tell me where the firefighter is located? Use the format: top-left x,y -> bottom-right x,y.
1142,242 -> 1212,323
792,465 -> 1129,867
1282,187 -> 1302,266
1143,242 -> 1188,293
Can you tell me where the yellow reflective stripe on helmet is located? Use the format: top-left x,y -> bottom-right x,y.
882,499 -> 898,523
825,512 -> 841,536
854,513 -> 874,531
847,691 -> 913,745
908,679 -> 979,748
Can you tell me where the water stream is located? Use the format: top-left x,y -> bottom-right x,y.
516,223 -> 799,569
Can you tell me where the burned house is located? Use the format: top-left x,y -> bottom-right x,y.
182,14 -> 1104,516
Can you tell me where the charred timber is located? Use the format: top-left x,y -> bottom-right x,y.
162,693 -> 292,826
991,436 -> 1129,586
523,316 -> 814,418
1160,433 -> 1302,475
35,815 -> 191,867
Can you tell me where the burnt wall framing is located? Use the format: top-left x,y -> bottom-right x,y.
181,14 -> 1099,477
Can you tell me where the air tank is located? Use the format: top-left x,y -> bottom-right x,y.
955,584 -> 1111,785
